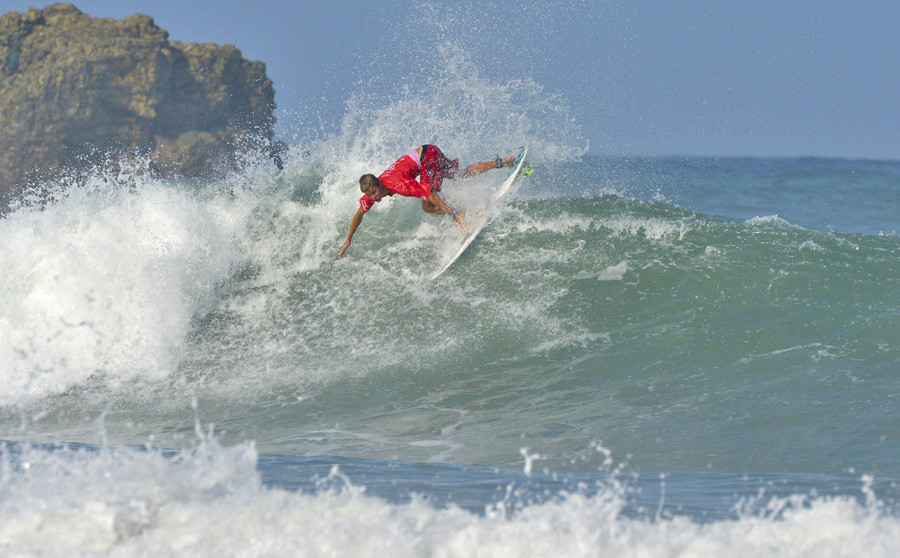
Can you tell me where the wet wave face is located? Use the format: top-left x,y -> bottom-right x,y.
4,159 -> 898,476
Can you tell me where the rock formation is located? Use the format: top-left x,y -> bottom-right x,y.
0,3 -> 277,206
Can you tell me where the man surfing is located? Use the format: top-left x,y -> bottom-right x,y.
338,144 -> 516,259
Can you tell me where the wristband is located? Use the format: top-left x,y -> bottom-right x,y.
450,210 -> 459,218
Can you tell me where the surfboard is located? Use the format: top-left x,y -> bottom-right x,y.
431,148 -> 528,280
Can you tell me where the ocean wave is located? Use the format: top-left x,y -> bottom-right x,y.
1,438 -> 897,558
0,177 -> 245,407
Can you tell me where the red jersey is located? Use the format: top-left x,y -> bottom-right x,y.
358,146 -> 458,212
359,151 -> 426,212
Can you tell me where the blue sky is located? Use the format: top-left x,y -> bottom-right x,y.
4,0 -> 898,160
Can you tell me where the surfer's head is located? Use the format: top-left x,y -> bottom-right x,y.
359,174 -> 388,201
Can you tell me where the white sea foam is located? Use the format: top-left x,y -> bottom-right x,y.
745,215 -> 801,229
575,260 -> 630,282
0,439 -> 897,558
797,239 -> 824,251
599,215 -> 690,241
0,178 -> 244,407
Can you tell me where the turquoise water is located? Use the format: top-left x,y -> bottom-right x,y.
2,151 -> 900,556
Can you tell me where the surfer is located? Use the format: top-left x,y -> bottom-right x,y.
338,145 -> 516,259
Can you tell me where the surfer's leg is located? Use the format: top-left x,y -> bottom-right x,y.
461,155 -> 516,178
421,145 -> 454,191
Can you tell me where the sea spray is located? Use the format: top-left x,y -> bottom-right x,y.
0,170 -> 246,407
1,435 -> 898,557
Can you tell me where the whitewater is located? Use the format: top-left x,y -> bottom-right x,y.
3,10 -> 900,558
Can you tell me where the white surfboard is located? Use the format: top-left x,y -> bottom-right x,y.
431,148 -> 528,280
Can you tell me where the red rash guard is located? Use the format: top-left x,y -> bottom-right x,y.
359,146 -> 458,212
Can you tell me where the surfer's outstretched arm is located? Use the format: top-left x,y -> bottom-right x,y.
426,191 -> 467,231
339,207 -> 366,259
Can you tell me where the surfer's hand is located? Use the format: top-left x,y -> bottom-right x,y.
454,213 -> 468,232
339,241 -> 350,259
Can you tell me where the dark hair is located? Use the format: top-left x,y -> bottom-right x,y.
359,174 -> 380,193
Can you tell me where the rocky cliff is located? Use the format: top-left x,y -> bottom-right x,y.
0,3 -> 277,205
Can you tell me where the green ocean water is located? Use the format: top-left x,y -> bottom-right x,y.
4,156 -> 899,477
3,154 -> 900,556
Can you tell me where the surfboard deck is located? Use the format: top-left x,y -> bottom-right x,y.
431,148 -> 528,280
